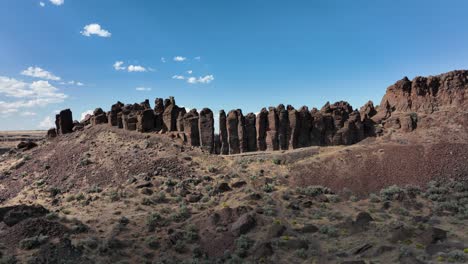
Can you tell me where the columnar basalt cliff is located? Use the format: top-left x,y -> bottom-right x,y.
53,70 -> 468,155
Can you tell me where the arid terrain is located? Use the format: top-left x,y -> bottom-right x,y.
0,70 -> 467,263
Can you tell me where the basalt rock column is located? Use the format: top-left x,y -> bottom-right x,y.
199,108 -> 215,153
266,107 -> 279,151
163,97 -> 180,132
277,104 -> 289,150
310,108 -> 324,145
108,101 -> 124,127
236,110 -> 248,153
287,105 -> 299,149
177,108 -> 187,132
245,113 -> 257,152
137,109 -> 155,132
91,108 -> 108,125
227,110 -> 240,154
256,108 -> 268,151
359,101 -> 377,137
297,106 -> 312,148
219,110 -> 229,155
154,98 -> 165,131
183,109 -> 200,147
56,109 -> 73,134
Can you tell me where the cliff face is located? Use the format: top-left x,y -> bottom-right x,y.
380,70 -> 468,114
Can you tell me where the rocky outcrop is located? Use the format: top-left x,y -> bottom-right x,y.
55,109 -> 73,134
108,101 -> 124,127
91,108 -> 108,125
245,113 -> 257,152
163,97 -> 181,132
219,110 -> 229,155
199,108 -> 215,153
266,107 -> 279,151
183,109 -> 200,147
277,104 -> 289,150
288,105 -> 299,149
227,110 -> 240,154
256,108 -> 268,151
379,70 -> 468,114
137,109 -> 155,132
154,98 -> 165,131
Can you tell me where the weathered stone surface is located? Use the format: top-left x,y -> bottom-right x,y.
91,108 -> 108,125
199,108 -> 215,153
297,106 -> 312,148
56,109 -> 73,134
287,105 -> 299,149
108,101 -> 124,127
17,141 -> 37,150
266,107 -> 279,151
231,213 -> 256,236
236,110 -> 248,153
219,110 -> 229,155
227,110 -> 240,154
137,109 -> 155,132
245,113 -> 257,152
183,109 -> 200,147
177,108 -> 186,132
154,98 -> 165,131
162,97 -> 181,132
277,104 -> 289,150
256,108 -> 268,151
379,70 -> 468,115
360,101 -> 376,137
47,128 -> 57,139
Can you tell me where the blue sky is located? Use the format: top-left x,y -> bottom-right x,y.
1,0 -> 468,130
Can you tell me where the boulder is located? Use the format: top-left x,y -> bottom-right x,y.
46,128 -> 57,139
199,108 -> 215,153
17,141 -> 37,150
91,108 -> 108,125
231,213 -> 256,236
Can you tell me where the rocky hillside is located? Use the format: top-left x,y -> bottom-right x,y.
0,70 -> 467,263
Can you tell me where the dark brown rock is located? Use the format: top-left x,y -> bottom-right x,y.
231,213 -> 256,236
199,108 -> 215,153
162,96 -> 180,132
256,108 -> 268,151
183,109 -> 200,147
244,113 -> 257,152
227,110 -> 240,154
47,128 -> 57,139
137,109 -> 155,132
219,110 -> 229,155
277,104 -> 289,150
297,106 -> 312,148
177,108 -> 186,132
154,98 -> 165,131
91,108 -> 108,125
56,109 -> 73,134
287,105 -> 299,149
17,141 -> 37,150
266,107 -> 279,150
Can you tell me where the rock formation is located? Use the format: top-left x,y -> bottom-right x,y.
51,69 -> 468,155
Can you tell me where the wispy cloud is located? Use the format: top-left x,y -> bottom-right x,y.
81,23 -> 111,37
187,70 -> 193,74
187,75 -> 214,84
161,57 -> 166,63
194,56 -> 201,60
173,56 -> 186,62
80,110 -> 93,121
172,75 -> 185,80
135,87 -> 152,91
40,2 -> 45,7
21,66 -> 61,81
49,0 -> 64,6
128,65 -> 147,72
113,61 -> 125,71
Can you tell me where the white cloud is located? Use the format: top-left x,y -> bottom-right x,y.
49,0 -> 64,5
186,75 -> 214,84
21,66 -> 61,81
81,23 -> 111,38
76,82 -> 84,86
172,75 -> 185,80
40,2 -> 45,7
135,87 -> 152,91
187,70 -> 193,74
194,56 -> 201,60
161,57 -> 166,63
0,76 -> 67,115
21,111 -> 37,116
113,61 -> 125,71
38,116 -> 54,129
128,65 -> 147,72
68,80 -> 75,85
174,56 -> 186,62
80,110 -> 93,121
